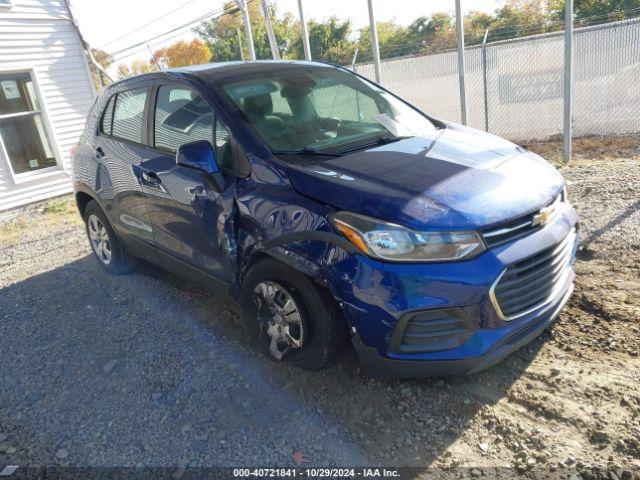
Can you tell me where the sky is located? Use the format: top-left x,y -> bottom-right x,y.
71,0 -> 503,71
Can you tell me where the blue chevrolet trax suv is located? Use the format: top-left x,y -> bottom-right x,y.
72,61 -> 578,377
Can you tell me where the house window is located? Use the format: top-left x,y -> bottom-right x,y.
0,72 -> 56,175
0,0 -> 12,7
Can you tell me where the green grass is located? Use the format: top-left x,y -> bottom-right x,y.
42,198 -> 71,214
0,196 -> 82,247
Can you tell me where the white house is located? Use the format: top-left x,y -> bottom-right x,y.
0,0 -> 95,212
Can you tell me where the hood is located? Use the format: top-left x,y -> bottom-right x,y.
283,124 -> 564,230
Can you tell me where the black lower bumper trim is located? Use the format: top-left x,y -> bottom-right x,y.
353,283 -> 574,379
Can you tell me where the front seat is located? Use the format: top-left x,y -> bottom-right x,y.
241,94 -> 285,146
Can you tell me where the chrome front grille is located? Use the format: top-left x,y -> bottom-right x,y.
482,192 -> 563,248
490,228 -> 578,321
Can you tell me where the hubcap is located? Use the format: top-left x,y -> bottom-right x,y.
253,281 -> 304,360
87,214 -> 112,265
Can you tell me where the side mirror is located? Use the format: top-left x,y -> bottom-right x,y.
176,140 -> 219,174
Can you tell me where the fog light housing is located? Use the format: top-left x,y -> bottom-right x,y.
388,308 -> 475,354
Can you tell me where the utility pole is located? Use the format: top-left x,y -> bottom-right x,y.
563,0 -> 573,164
297,0 -> 311,61
261,0 -> 280,59
367,0 -> 382,83
236,0 -> 256,61
455,0 -> 468,125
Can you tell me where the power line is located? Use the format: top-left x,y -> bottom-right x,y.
97,0 -> 202,50
109,8 -> 225,57
110,0 -> 250,64
109,0 -> 248,59
111,25 -> 204,62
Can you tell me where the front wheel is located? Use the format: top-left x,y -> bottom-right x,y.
84,200 -> 137,275
240,258 -> 349,370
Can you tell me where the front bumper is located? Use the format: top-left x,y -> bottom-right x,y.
326,204 -> 579,378
354,282 -> 573,378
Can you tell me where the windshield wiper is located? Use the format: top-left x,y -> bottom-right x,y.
336,135 -> 413,155
271,146 -> 342,157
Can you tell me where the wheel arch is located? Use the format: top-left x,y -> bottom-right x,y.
75,190 -> 94,219
74,186 -> 128,248
234,233 -> 360,336
238,253 -> 352,368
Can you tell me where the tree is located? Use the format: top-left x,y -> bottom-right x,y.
191,0 -> 640,66
548,0 -> 640,24
489,0 -> 549,39
117,60 -> 154,79
198,0 -> 299,61
87,48 -> 112,89
465,11 -> 494,44
289,16 -> 356,64
403,12 -> 456,54
92,49 -> 112,69
197,1 -> 244,61
153,39 -> 211,68
358,21 -> 412,61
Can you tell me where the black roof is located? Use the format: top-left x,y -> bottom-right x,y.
109,60 -> 344,89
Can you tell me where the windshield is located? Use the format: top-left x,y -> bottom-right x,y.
219,66 -> 437,154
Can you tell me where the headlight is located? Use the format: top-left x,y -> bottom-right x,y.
330,211 -> 485,262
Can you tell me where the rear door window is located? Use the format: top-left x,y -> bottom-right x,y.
112,88 -> 148,144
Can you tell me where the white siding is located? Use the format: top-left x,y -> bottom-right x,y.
0,0 -> 95,211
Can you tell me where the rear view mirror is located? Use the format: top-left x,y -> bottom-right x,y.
176,140 -> 219,174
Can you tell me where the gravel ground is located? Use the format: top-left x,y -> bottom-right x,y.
1,137 -> 639,478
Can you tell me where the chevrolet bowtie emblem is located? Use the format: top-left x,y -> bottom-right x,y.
532,204 -> 557,226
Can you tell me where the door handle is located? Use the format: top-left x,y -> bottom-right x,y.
95,147 -> 105,158
142,171 -> 161,185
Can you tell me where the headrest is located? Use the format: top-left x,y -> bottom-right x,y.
242,94 -> 273,117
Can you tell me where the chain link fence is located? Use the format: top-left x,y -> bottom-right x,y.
355,18 -> 640,143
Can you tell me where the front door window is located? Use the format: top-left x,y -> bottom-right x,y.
0,71 -> 56,175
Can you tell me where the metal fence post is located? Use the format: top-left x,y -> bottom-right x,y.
367,0 -> 382,84
236,0 -> 256,61
261,0 -> 280,60
482,28 -> 489,132
297,0 -> 312,61
236,28 -> 245,61
563,0 -> 573,164
455,0 -> 468,125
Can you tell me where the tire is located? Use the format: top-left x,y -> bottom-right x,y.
84,200 -> 137,275
240,258 -> 349,370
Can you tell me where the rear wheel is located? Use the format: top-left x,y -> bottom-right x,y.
84,200 -> 137,275
240,258 -> 349,370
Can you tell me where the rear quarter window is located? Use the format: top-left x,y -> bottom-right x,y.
100,95 -> 115,135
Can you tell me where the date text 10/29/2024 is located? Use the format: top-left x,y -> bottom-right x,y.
233,468 -> 401,478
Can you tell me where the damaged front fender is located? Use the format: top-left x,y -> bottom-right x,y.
231,159 -> 358,298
